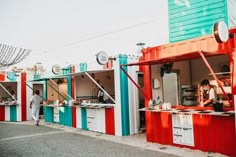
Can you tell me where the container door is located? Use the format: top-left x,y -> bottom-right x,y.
163,72 -> 179,105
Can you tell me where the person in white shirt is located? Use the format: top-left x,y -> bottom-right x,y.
30,90 -> 43,126
97,86 -> 105,103
200,79 -> 217,107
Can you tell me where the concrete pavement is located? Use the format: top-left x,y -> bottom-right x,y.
0,121 -> 227,157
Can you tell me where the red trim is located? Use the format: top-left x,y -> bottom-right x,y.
143,65 -> 152,141
72,106 -> 77,128
231,33 -> 236,110
21,73 -> 27,121
105,107 -> 115,135
0,106 -> 5,121
103,60 -> 113,69
71,66 -> 75,99
0,73 -> 5,81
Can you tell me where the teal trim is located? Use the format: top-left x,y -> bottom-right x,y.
10,105 -> 17,121
119,55 -> 130,136
79,63 -> 87,72
67,67 -> 72,100
44,106 -> 54,123
81,107 -> 88,130
168,0 -> 228,42
7,72 -> 16,81
59,106 -> 72,127
67,106 -> 72,127
224,0 -> 228,26
43,80 -> 47,100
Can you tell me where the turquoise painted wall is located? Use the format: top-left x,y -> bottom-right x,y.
81,107 -> 88,130
10,105 -> 17,121
44,106 -> 54,123
168,0 -> 228,42
119,55 -> 130,136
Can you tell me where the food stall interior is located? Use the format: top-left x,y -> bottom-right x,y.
47,78 -> 68,103
0,82 -> 17,103
151,53 -> 231,108
75,70 -> 115,104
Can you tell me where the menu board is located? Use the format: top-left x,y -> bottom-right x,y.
172,112 -> 194,146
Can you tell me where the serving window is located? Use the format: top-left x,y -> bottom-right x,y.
151,54 -> 232,109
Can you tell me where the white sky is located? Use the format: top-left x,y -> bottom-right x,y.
0,0 -> 169,70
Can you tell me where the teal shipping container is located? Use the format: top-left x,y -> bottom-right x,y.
168,0 -> 236,43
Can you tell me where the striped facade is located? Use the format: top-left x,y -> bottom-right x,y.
0,72 -> 28,121
69,55 -> 139,136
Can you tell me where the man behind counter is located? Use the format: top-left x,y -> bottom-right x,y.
199,79 -> 217,107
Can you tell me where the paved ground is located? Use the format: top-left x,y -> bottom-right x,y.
0,122 -> 179,157
0,121 -> 228,157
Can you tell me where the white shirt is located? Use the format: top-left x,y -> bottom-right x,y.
31,95 -> 43,108
97,90 -> 104,97
207,88 -> 217,102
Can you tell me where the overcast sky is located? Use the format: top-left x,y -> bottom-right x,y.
0,0 -> 169,70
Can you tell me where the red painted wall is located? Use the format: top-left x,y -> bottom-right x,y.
147,112 -> 236,156
105,107 -> 115,135
0,106 -> 5,121
143,65 -> 152,141
21,72 -> 27,121
72,106 -> 77,128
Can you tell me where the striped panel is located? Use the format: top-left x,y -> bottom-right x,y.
26,80 -> 33,121
67,106 -> 72,127
76,107 -> 82,128
81,107 -> 88,130
95,108 -> 105,133
59,106 -> 72,126
119,54 -> 130,136
16,73 -> 21,121
10,105 -> 17,121
21,73 -> 27,121
105,107 -> 115,135
5,106 -> 10,121
44,106 -> 54,123
114,56 -> 122,136
72,106 -> 77,128
71,66 -> 75,99
67,67 -> 72,100
127,56 -> 139,135
0,106 -> 5,121
168,0 -> 228,42
0,73 -> 5,81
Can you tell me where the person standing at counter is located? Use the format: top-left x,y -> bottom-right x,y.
97,86 -> 110,103
199,79 -> 217,107
30,90 -> 43,126
97,86 -> 105,103
10,90 -> 16,101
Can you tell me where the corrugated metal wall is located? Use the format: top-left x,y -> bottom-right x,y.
168,0 -> 228,43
